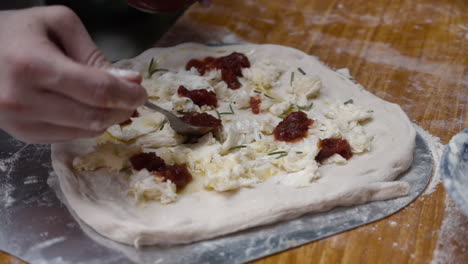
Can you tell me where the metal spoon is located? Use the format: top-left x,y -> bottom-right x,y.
144,101 -> 214,136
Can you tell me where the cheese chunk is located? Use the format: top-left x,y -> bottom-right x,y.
129,169 -> 177,204
73,143 -> 140,172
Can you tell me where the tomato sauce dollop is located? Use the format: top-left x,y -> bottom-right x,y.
177,85 -> 218,108
273,111 -> 313,142
315,138 -> 353,163
186,52 -> 251,90
180,112 -> 222,129
155,164 -> 192,191
129,152 -> 192,191
130,152 -> 165,171
249,95 -> 262,114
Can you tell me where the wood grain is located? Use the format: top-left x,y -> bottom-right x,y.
1,0 -> 466,263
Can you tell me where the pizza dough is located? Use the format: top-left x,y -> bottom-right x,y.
51,43 -> 415,246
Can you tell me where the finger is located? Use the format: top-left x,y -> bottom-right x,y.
29,91 -> 135,131
3,120 -> 104,144
199,0 -> 212,7
40,56 -> 147,110
106,68 -> 143,84
38,5 -> 110,68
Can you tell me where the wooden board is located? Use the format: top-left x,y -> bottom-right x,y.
1,0 -> 466,263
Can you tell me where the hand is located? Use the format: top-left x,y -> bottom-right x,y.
0,6 -> 147,144
198,0 -> 213,7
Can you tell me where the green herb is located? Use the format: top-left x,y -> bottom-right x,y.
268,151 -> 288,156
177,110 -> 188,114
298,102 -> 313,111
147,58 -> 169,78
229,145 -> 247,151
344,99 -> 354,105
298,67 -> 306,75
159,120 -> 167,130
219,104 -> 235,115
254,90 -> 262,94
296,151 -> 303,154
264,93 -> 275,100
215,110 -> 221,119
276,153 -> 288,159
290,71 -> 295,86
279,104 -> 296,118
120,167 -> 132,175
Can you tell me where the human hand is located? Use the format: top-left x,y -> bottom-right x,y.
0,6 -> 147,144
198,0 -> 213,7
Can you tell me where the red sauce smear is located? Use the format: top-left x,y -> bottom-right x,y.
186,52 -> 251,90
273,111 -> 313,142
119,110 -> 139,126
155,164 -> 192,191
130,152 -> 165,171
315,138 -> 353,163
177,85 -> 218,108
180,112 -> 222,129
249,95 -> 262,114
129,152 -> 192,191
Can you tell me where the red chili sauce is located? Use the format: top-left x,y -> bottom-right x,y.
119,110 -> 140,126
186,52 -> 251,90
130,152 -> 192,191
315,138 -> 353,163
249,95 -> 262,114
177,85 -> 218,108
273,111 -> 313,142
180,112 -> 222,129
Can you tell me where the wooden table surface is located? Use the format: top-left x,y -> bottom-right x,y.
2,0 -> 467,263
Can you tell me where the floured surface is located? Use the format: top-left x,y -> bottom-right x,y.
52,43 -> 415,246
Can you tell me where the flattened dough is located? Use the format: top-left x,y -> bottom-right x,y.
51,43 -> 415,246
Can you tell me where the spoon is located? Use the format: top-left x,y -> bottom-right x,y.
144,101 -> 214,136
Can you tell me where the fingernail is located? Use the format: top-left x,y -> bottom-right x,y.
106,68 -> 141,78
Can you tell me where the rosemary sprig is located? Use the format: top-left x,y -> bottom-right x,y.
229,145 -> 247,151
290,71 -> 295,86
268,151 -> 287,156
147,58 -> 169,78
296,151 -> 303,154
176,110 -> 188,115
219,104 -> 235,115
298,67 -> 306,75
215,110 -> 221,119
344,99 -> 354,105
159,120 -> 167,130
276,153 -> 288,159
253,89 -> 274,100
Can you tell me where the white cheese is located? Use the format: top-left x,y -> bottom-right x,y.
289,74 -> 322,106
107,112 -> 165,142
129,169 -> 177,204
73,143 -> 140,172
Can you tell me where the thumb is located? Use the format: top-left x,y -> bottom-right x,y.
106,69 -> 143,84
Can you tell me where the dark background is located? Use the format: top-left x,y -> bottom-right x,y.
0,0 -> 181,60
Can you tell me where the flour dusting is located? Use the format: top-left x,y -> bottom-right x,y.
431,195 -> 468,264
413,124 -> 444,196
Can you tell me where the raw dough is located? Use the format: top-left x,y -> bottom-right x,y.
51,43 -> 415,246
